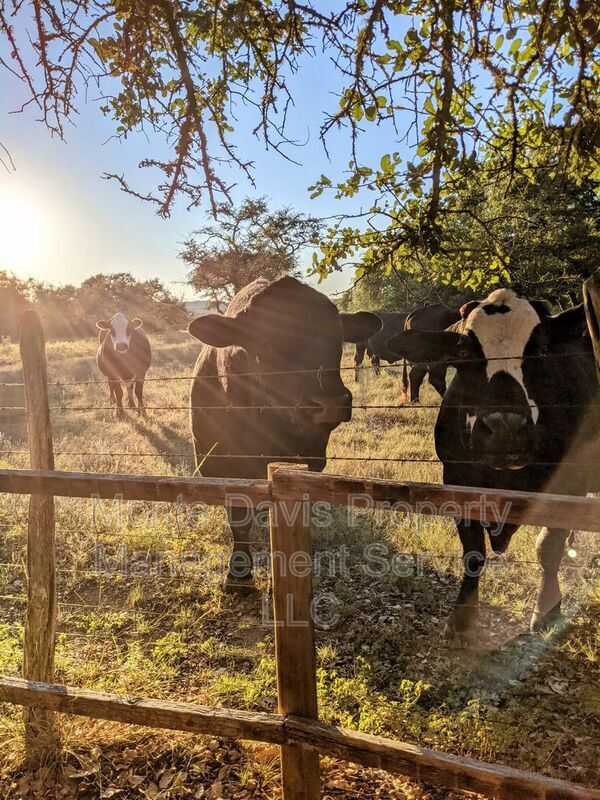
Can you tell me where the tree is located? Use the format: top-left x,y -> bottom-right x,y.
342,269 -> 475,312
1,0 -> 598,281
381,166 -> 600,303
0,270 -> 188,339
74,272 -> 189,332
0,272 -> 32,340
180,198 -> 321,310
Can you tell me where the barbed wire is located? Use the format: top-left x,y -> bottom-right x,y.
0,348 -> 594,389
0,400 -> 597,412
1,447 -> 599,467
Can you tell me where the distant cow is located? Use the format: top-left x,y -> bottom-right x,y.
388,288 -> 598,641
400,304 -> 461,402
188,277 -> 380,593
354,312 -> 408,381
96,312 -> 152,417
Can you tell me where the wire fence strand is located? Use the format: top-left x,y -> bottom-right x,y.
0,347 -> 594,389
1,448 -> 598,467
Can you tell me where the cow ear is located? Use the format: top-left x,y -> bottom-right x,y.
339,312 -> 382,343
387,330 -> 463,364
130,318 -> 143,329
460,300 -> 480,320
96,319 -> 111,330
547,304 -> 588,344
530,299 -> 552,318
188,314 -> 243,347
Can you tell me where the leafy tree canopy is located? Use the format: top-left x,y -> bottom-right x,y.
0,270 -> 187,339
341,162 -> 600,305
180,197 -> 321,310
341,268 -> 475,312
2,0 -> 598,287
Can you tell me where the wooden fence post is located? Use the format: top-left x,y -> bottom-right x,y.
268,463 -> 320,800
583,268 -> 600,378
19,309 -> 59,763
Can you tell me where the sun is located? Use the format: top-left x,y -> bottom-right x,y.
0,185 -> 51,277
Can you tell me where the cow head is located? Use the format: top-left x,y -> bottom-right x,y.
188,277 -> 380,429
96,313 -> 143,353
388,289 -> 589,470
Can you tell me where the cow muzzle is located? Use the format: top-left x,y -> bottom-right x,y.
472,411 -> 534,470
309,391 -> 352,425
115,343 -> 129,353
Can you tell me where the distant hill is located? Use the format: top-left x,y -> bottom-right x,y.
185,299 -> 212,317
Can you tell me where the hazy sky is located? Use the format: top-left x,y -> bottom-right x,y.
0,37 -> 409,301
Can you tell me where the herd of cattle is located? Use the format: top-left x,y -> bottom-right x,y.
95,276 -> 599,642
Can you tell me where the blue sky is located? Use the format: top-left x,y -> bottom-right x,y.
0,31 -> 412,300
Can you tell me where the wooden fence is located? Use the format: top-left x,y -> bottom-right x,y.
0,309 -> 599,799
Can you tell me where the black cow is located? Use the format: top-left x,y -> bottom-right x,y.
354,312 -> 408,381
189,276 -> 381,592
388,288 -> 598,641
96,312 -> 152,417
400,304 -> 461,402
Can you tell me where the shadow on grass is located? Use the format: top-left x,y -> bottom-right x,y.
129,417 -> 194,472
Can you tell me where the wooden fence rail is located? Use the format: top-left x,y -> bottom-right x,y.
1,308 -> 599,799
2,467 -> 599,531
1,677 -> 597,800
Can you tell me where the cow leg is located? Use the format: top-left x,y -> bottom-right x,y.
428,363 -> 448,398
370,353 -> 381,377
135,379 -> 146,416
126,379 -> 136,409
444,522 -> 486,643
409,364 -> 427,403
354,343 -> 366,382
224,506 -> 256,594
531,527 -> 569,632
401,360 -> 409,402
108,381 -> 116,406
110,380 -> 124,419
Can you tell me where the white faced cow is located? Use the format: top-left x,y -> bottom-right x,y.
96,312 -> 152,417
388,288 -> 599,641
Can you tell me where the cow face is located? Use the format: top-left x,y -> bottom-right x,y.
189,278 -> 380,429
96,313 -> 143,353
388,289 -> 589,470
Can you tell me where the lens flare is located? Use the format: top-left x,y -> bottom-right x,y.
0,187 -> 50,275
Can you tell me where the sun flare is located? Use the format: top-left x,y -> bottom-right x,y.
0,186 -> 51,276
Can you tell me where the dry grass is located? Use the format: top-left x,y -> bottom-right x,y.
0,335 -> 598,798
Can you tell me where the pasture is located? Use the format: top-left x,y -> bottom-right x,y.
0,331 -> 598,799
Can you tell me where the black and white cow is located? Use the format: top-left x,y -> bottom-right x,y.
387,288 -> 599,640
96,312 -> 152,417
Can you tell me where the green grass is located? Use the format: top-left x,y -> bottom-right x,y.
0,335 -> 598,793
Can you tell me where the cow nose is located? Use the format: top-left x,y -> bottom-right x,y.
115,343 -> 129,353
475,412 -> 532,468
310,391 -> 352,425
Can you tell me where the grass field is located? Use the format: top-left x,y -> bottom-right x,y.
0,331 -> 598,799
